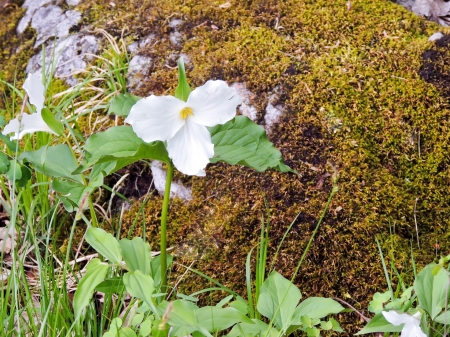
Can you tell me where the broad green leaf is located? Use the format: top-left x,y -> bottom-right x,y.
306,327 -> 320,337
119,237 -> 151,275
435,310 -> 450,324
0,152 -> 9,173
209,116 -> 295,173
95,278 -> 126,294
175,58 -> 191,101
159,300 -> 199,328
139,319 -> 153,336
20,144 -> 82,182
229,298 -> 248,314
7,160 -> 21,181
414,263 -> 449,319
355,313 -> 403,335
123,270 -> 157,315
85,227 -> 122,264
16,164 -> 31,187
52,179 -> 91,212
120,328 -> 137,337
195,306 -> 253,332
109,93 -> 141,116
227,319 -> 280,337
320,320 -> 333,330
74,126 -> 170,174
0,132 -> 17,151
73,258 -> 109,318
151,254 -> 173,289
41,107 -> 63,136
293,297 -> 344,320
330,317 -> 344,332
131,314 -> 144,327
368,291 -> 391,314
257,271 -> 301,332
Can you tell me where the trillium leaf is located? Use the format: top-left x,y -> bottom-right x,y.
355,313 -> 403,335
293,298 -> 344,320
119,237 -> 152,275
41,107 -> 64,136
175,58 -> 191,101
109,93 -> 141,116
52,179 -> 90,212
74,126 -> 170,174
20,144 -> 83,182
195,306 -> 253,332
209,116 -> 295,173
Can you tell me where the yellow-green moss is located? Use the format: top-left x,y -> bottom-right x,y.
2,0 -> 450,334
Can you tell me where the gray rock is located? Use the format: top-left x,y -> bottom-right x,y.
127,34 -> 155,54
17,0 -> 54,34
231,83 -> 258,122
429,32 -> 445,41
31,5 -> 81,47
26,34 -> 99,86
150,161 -> 192,201
127,55 -> 153,92
66,0 -> 82,5
264,86 -> 284,133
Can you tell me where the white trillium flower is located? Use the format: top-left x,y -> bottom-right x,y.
125,80 -> 242,176
382,311 -> 426,337
2,73 -> 57,140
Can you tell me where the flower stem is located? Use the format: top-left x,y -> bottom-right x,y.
160,161 -> 174,293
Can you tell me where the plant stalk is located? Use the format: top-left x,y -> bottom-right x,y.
160,161 -> 174,293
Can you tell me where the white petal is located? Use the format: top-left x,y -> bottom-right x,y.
167,119 -> 214,176
382,311 -> 410,326
187,80 -> 241,127
125,95 -> 185,143
401,322 -> 426,337
23,73 -> 45,113
2,112 -> 57,140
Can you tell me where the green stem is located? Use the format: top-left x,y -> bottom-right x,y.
160,161 -> 174,293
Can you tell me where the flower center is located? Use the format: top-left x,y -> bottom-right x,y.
180,107 -> 194,120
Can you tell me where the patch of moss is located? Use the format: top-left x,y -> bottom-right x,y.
3,0 -> 450,334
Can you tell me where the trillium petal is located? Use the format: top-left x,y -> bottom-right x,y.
382,311 -> 410,326
2,112 -> 57,140
167,119 -> 214,176
187,80 -> 241,127
125,95 -> 185,143
402,322 -> 426,337
23,73 -> 45,113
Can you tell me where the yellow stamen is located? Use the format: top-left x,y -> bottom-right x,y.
180,107 -> 194,120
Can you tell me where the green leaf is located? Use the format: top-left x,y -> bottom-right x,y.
0,132 -> 17,151
73,258 -> 109,318
0,152 -> 9,173
16,164 -> 31,187
355,313 -> 403,335
414,263 -> 449,319
7,160 -> 21,181
151,254 -> 173,289
85,227 -> 122,264
434,310 -> 450,324
306,327 -> 320,337
196,306 -> 253,332
293,298 -> 344,320
257,271 -> 301,332
330,317 -> 344,332
139,319 -> 153,336
95,278 -> 126,294
109,93 -> 141,116
119,237 -> 151,275
41,107 -> 63,136
52,179 -> 90,212
74,126 -> 170,174
131,314 -> 144,327
227,319 -> 280,337
123,270 -> 157,314
20,144 -> 82,182
175,58 -> 191,101
320,320 -> 333,330
368,291 -> 391,314
209,116 -> 295,173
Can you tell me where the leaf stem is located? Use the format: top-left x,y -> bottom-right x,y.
160,161 -> 174,293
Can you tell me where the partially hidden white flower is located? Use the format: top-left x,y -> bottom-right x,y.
382,311 -> 426,337
2,73 -> 57,140
125,80 -> 242,176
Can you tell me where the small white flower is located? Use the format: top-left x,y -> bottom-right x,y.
125,80 -> 241,176
382,311 -> 426,337
2,73 -> 57,140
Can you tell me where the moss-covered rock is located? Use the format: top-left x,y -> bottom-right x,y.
2,0 -> 450,334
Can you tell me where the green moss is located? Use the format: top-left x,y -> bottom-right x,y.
3,0 -> 450,334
